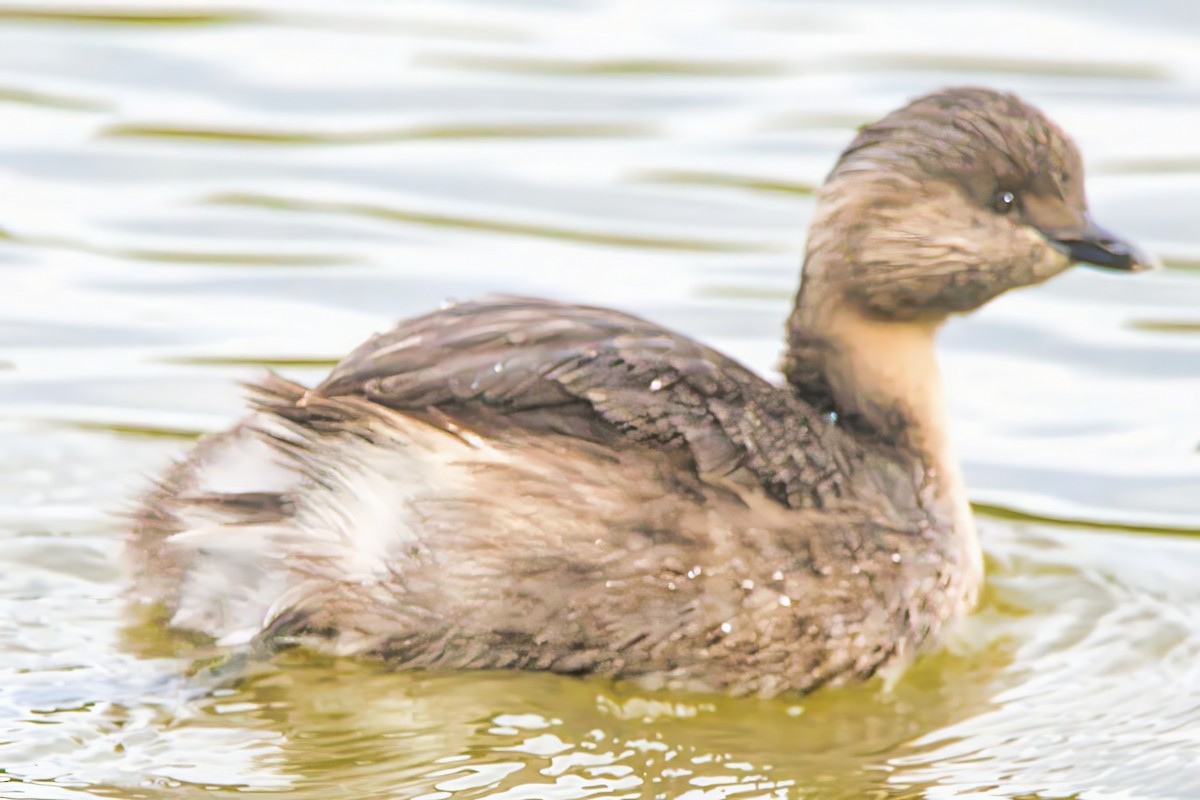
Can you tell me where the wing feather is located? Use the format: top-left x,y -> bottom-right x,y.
311,296 -> 848,509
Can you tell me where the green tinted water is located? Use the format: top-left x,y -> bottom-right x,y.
2,1 -> 1199,797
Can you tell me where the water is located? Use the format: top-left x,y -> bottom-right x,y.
1,1 -> 1199,797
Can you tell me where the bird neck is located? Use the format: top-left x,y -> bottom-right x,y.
783,274 -> 979,585
785,297 -> 944,447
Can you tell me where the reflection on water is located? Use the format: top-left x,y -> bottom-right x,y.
1,0 -> 1199,798
101,120 -> 655,145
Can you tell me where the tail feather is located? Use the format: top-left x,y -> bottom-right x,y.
130,371 -> 492,650
128,374 -> 312,631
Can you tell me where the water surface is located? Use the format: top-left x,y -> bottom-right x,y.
2,1 -> 1200,798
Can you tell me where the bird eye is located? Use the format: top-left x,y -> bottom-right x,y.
993,190 -> 1017,214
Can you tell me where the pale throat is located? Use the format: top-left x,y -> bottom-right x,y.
818,305 -> 948,450
788,298 -> 980,576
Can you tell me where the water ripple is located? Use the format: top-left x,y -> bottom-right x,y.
1,0 -> 1199,798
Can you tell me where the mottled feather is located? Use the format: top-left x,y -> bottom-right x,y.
316,296 -> 851,509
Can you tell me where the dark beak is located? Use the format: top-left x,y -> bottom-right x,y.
1045,214 -> 1157,272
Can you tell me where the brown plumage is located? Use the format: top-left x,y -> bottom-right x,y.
128,87 -> 1151,697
